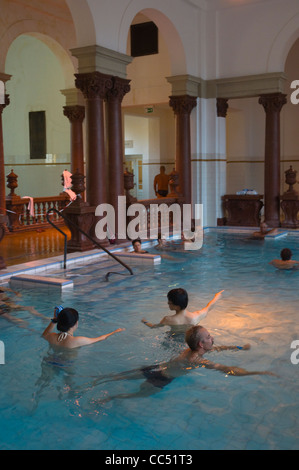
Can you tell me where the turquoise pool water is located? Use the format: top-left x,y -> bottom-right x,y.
1,231 -> 299,450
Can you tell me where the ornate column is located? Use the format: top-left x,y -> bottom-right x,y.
259,92 -> 287,227
169,95 -> 197,205
75,72 -> 113,207
63,105 -> 85,175
106,76 -> 131,240
0,94 -> 9,269
0,94 -> 9,217
63,169 -> 96,252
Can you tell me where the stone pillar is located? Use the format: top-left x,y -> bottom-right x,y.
75,72 -> 113,207
169,95 -> 197,205
0,91 -> 9,269
259,92 -> 287,227
106,76 -> 131,240
0,94 -> 9,217
63,169 -> 96,252
63,105 -> 85,175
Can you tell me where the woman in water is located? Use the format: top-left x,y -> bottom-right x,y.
42,307 -> 124,349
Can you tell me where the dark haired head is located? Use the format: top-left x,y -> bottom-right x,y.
167,288 -> 188,309
132,238 -> 141,247
280,248 -> 292,261
57,308 -> 79,333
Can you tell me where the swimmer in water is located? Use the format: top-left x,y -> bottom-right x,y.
174,325 -> 276,376
0,286 -> 46,327
42,307 -> 125,349
89,325 -> 275,404
251,221 -> 278,240
131,238 -> 148,254
269,248 -> 299,270
142,288 -> 224,328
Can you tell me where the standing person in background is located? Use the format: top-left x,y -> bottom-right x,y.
154,166 -> 170,198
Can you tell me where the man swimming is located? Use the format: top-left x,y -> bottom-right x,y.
269,248 -> 299,270
251,221 -> 278,239
89,325 -> 275,404
142,288 -> 224,328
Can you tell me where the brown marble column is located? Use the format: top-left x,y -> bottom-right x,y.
63,105 -> 85,175
169,95 -> 197,205
0,95 -> 9,269
106,76 -> 130,240
259,93 -> 287,227
75,72 -> 113,207
0,95 -> 10,216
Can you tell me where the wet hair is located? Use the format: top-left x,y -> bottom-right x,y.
185,325 -> 205,351
132,238 -> 141,247
280,248 -> 292,261
167,288 -> 188,309
57,308 -> 79,333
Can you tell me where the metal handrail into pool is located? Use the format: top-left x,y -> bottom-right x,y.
46,207 -> 134,279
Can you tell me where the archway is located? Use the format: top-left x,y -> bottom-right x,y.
267,13 -> 299,73
123,9 -> 187,199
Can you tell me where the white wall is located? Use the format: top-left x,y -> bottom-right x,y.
4,35 -> 70,197
216,0 -> 299,77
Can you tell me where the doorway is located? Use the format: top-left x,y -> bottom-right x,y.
124,155 -> 143,199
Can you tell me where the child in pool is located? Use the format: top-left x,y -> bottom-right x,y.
142,288 -> 224,328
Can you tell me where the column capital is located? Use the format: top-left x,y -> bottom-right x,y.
75,71 -> 113,100
71,45 -> 132,79
61,88 -> 85,107
106,76 -> 131,103
167,75 -> 201,97
258,92 -> 287,113
63,105 -> 85,123
169,95 -> 197,115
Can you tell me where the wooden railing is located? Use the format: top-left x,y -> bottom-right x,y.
5,194 -> 71,232
130,196 -> 185,237
5,193 -> 185,235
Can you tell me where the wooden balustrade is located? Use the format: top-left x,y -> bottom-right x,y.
6,194 -> 70,232
128,196 -> 185,238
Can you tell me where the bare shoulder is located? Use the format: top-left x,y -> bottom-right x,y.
160,315 -> 175,325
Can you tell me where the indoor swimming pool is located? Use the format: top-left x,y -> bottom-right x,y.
1,230 -> 299,450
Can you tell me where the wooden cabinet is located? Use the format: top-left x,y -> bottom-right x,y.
221,194 -> 264,226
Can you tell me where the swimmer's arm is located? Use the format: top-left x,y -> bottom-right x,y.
42,307 -> 62,339
190,290 -> 224,323
153,176 -> 158,194
0,286 -> 21,297
201,359 -> 275,377
73,328 -> 125,347
212,344 -> 251,352
42,319 -> 56,339
141,318 -> 165,328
